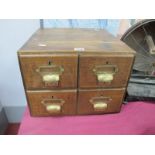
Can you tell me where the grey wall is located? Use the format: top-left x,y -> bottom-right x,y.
0,101 -> 8,134
0,19 -> 40,122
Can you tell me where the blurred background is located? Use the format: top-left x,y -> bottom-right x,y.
42,19 -> 141,37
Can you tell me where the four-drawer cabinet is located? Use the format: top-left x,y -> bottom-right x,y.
18,28 -> 135,116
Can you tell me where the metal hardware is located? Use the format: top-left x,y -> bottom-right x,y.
90,96 -> 111,111
93,65 -> 118,83
43,74 -> 59,83
46,104 -> 61,113
41,98 -> 65,114
146,35 -> 155,54
93,102 -> 107,111
36,64 -> 64,85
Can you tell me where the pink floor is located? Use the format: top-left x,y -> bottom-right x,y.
18,101 -> 155,135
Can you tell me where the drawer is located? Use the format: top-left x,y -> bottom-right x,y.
79,54 -> 134,88
19,54 -> 78,89
77,88 -> 125,115
26,90 -> 77,116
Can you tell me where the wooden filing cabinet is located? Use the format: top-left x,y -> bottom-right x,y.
18,28 -> 135,116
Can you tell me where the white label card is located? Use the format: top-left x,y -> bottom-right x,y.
74,47 -> 85,51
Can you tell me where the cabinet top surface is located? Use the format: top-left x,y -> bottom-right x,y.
19,28 -> 135,54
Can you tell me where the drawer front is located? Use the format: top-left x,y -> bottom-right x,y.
79,54 -> 134,88
77,88 -> 125,115
27,90 -> 77,116
19,54 -> 78,89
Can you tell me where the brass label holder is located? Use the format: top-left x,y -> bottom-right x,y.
93,64 -> 118,83
41,98 -> 65,114
89,96 -> 112,111
36,64 -> 64,86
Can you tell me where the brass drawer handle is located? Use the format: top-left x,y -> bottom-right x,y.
93,65 -> 118,83
36,64 -> 64,85
93,102 -> 107,111
43,74 -> 60,83
41,98 -> 65,114
46,104 -> 61,113
90,96 -> 112,111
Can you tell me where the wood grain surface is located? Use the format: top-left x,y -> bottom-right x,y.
27,90 -> 77,116
18,28 -> 135,116
77,88 -> 125,115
